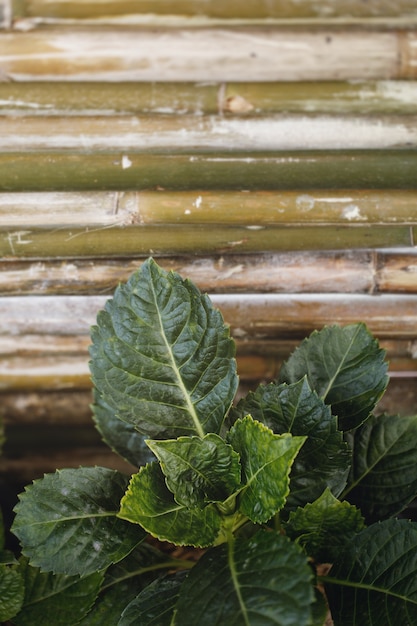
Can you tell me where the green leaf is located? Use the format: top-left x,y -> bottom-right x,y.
147,434 -> 241,508
230,379 -> 350,510
12,557 -> 104,626
12,467 -> 145,576
343,413 -> 417,522
92,390 -> 155,467
0,563 -> 24,622
325,519 -> 417,625
279,323 -> 388,431
285,488 -> 365,562
174,530 -> 314,626
119,572 -> 186,626
118,462 -> 222,547
228,416 -> 305,524
89,258 -> 238,439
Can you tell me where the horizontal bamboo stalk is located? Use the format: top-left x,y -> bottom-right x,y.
1,151 -> 417,192
2,190 -> 417,228
10,0 -> 417,21
0,224 -> 412,258
1,81 -> 417,115
0,252 -> 378,295
2,113 -> 417,151
0,27 -> 416,81
0,294 -> 416,339
376,253 -> 417,293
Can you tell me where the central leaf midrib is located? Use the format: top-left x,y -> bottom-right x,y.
151,281 -> 205,438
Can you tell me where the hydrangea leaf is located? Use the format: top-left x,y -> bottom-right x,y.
118,462 -> 222,547
119,573 -> 186,626
147,434 -> 241,508
0,563 -> 24,622
227,416 -> 305,523
12,467 -> 145,576
89,258 -> 238,439
279,323 -> 388,431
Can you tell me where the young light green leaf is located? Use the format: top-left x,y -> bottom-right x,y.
285,488 -> 365,562
228,415 -> 305,523
0,563 -> 24,622
147,434 -> 241,508
12,467 -> 145,576
343,413 -> 417,522
325,519 -> 417,625
12,558 -> 104,626
118,462 -> 222,547
89,258 -> 238,439
119,573 -> 186,626
92,390 -> 155,467
174,530 -> 314,626
279,323 -> 388,431
230,379 -> 351,510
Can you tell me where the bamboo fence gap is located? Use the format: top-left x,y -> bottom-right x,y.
0,0 -> 416,486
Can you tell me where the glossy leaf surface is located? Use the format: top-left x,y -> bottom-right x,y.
279,323 -> 388,430
89,258 -> 238,439
12,467 -> 145,576
325,519 -> 417,625
119,573 -> 186,626
231,379 -> 350,509
174,530 -> 314,626
147,434 -> 241,507
228,416 -> 305,523
118,462 -> 222,547
344,413 -> 417,522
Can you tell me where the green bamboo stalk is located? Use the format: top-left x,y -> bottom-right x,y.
0,224 -> 411,258
0,27 -> 415,82
11,0 -> 417,20
1,151 -> 416,192
1,81 -> 416,115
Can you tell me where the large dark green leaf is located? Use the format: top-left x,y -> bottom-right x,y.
92,390 -> 155,467
325,519 -> 417,625
343,413 -> 417,522
285,488 -> 365,562
230,379 -> 350,509
119,572 -> 187,626
89,258 -> 238,439
0,563 -> 24,622
12,467 -> 145,576
174,530 -> 314,625
12,558 -> 104,626
147,434 -> 241,508
118,462 -> 222,547
278,323 -> 388,431
228,416 -> 305,524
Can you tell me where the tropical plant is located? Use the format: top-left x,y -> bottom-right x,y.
8,258 -> 417,625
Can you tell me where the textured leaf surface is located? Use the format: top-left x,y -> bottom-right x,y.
12,467 -> 145,576
147,434 -> 241,508
12,558 -> 104,626
343,413 -> 417,522
325,519 -> 417,626
228,416 -> 305,523
118,462 -> 222,547
0,564 -> 24,621
174,530 -> 314,626
92,390 -> 155,467
89,258 -> 238,439
285,488 -> 365,562
119,573 -> 186,626
279,323 -> 388,431
231,379 -> 350,509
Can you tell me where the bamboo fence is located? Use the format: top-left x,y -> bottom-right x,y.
0,1 -> 417,484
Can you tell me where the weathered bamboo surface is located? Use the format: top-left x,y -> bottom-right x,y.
0,26 -> 416,81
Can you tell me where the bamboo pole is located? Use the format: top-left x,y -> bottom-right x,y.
1,81 -> 416,115
376,253 -> 417,293
1,151 -> 417,192
0,27 -> 416,81
10,0 -> 417,21
1,114 -> 417,151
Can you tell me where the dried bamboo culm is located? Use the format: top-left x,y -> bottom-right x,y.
0,0 -> 416,483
